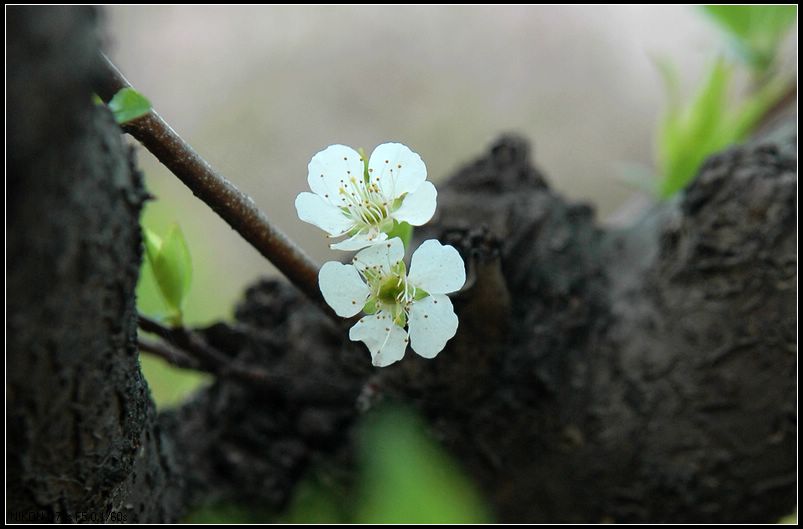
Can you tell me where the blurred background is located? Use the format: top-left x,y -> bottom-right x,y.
107,6 -> 796,522
113,3 -> 797,404
107,6 -> 795,332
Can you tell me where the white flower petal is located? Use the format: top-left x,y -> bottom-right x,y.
352,237 -> 405,274
368,143 -> 427,199
318,261 -> 370,317
408,294 -> 458,359
408,239 -> 466,295
349,312 -> 408,367
393,181 -> 437,226
307,144 -> 365,201
295,192 -> 355,236
330,231 -> 388,252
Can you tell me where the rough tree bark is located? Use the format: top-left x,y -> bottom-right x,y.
7,7 -> 183,522
7,6 -> 797,523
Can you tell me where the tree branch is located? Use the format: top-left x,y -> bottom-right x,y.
94,54 -> 334,319
138,313 -> 352,400
138,336 -> 202,370
138,314 -> 279,386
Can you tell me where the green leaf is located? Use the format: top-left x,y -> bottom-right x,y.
137,229 -> 209,409
701,5 -> 797,71
655,51 -> 791,199
282,476 -> 347,523
143,227 -> 162,265
657,59 -> 733,197
703,5 -> 760,43
355,406 -> 491,523
146,223 -> 192,321
385,220 -> 413,250
108,87 -> 152,124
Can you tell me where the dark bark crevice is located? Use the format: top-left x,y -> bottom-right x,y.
6,6 -> 796,524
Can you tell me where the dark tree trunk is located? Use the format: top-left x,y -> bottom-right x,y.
6,6 -> 797,523
7,6 -> 183,523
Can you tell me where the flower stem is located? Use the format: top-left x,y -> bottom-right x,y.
95,54 -> 335,319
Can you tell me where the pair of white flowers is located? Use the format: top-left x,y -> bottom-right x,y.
295,143 -> 465,367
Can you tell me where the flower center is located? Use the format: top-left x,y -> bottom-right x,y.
360,261 -> 416,326
377,276 -> 406,305
339,176 -> 392,231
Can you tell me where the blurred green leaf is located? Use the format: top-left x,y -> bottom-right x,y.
144,223 -> 193,324
656,58 -> 788,198
108,87 -> 152,124
160,224 -> 193,307
184,502 -> 272,524
137,231 -> 209,409
143,227 -> 162,266
355,406 -> 492,523
658,59 -> 731,197
778,510 -> 797,524
281,475 -> 348,523
138,195 -> 235,325
701,5 -> 797,71
386,220 -> 413,250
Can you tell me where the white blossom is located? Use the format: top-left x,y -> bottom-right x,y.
319,238 -> 465,367
296,143 -> 437,251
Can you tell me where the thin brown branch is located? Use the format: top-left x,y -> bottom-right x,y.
139,313 -> 243,371
137,313 -> 176,342
95,54 -> 335,319
138,336 -> 201,371
137,314 -> 354,401
138,313 -> 282,386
